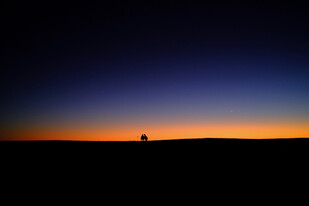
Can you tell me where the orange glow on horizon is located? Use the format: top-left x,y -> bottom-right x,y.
1,120 -> 309,141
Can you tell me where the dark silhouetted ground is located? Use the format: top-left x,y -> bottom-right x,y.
1,138 -> 307,195
1,138 -> 308,160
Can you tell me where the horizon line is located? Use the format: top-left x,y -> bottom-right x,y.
1,137 -> 309,142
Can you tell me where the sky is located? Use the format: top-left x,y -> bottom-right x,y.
1,1 -> 309,141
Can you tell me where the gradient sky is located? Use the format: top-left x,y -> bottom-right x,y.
1,1 -> 309,141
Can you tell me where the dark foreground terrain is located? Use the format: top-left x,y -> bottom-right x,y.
2,138 -> 308,176
1,138 -> 308,194
1,138 -> 309,159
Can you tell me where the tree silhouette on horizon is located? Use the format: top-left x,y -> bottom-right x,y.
141,134 -> 148,141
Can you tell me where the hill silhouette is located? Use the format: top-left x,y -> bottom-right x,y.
1,137 -> 307,183
2,137 -> 308,145
1,137 -> 308,158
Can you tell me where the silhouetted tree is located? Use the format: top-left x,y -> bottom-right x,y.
141,134 -> 148,141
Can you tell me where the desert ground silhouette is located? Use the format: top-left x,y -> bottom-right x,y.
2,137 -> 308,157
2,137 -> 307,179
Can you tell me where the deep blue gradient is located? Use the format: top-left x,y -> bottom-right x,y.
1,1 -> 309,139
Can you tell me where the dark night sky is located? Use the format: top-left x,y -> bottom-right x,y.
1,1 -> 309,140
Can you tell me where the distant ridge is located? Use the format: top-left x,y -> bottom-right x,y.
1,137 -> 309,164
1,137 -> 308,142
150,137 -> 309,141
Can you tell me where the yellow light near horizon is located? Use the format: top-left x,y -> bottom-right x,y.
2,120 -> 309,141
